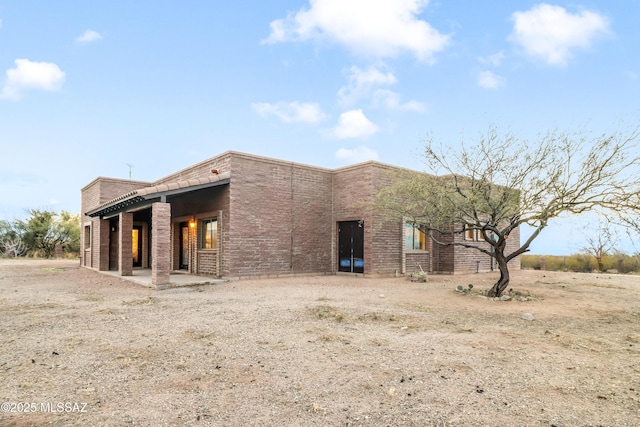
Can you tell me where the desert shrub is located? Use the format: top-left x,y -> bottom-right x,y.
521,255 -> 569,271
521,254 -> 540,270
565,254 -> 593,272
599,254 -> 618,272
523,253 -> 640,274
544,256 -> 569,271
603,253 -> 640,273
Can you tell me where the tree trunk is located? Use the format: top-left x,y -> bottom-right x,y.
487,252 -> 510,297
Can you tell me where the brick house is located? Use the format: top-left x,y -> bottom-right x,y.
81,151 -> 520,287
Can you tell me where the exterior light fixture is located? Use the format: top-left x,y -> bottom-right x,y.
189,218 -> 196,228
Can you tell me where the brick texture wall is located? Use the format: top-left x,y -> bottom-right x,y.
81,177 -> 150,269
333,163 -> 372,274
505,226 -> 521,270
370,165 -> 405,276
197,251 -> 217,275
153,152 -> 233,186
225,154 -> 333,277
333,163 -> 405,276
436,226 -> 521,274
151,202 -> 171,286
406,252 -> 430,274
451,226 -> 521,273
451,232 -> 492,273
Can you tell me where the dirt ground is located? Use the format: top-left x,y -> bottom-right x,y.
0,260 -> 639,427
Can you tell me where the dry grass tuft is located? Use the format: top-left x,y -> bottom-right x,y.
122,296 -> 157,306
309,305 -> 344,322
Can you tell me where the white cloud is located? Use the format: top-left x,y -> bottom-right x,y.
264,0 -> 450,61
510,3 -> 610,66
330,109 -> 380,139
76,29 -> 103,43
335,146 -> 379,163
477,71 -> 504,89
337,65 -> 425,111
252,101 -> 327,123
337,65 -> 397,105
478,51 -> 504,67
0,59 -> 65,100
371,89 -> 427,112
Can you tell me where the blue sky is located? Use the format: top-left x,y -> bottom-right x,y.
1,1 -> 639,255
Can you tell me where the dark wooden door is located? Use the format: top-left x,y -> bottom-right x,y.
338,220 -> 364,273
109,222 -> 118,270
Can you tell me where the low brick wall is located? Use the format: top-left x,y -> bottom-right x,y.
197,250 -> 217,276
406,252 -> 430,274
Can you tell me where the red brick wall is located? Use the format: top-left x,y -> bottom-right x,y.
291,163 -> 333,273
153,152 -> 233,185
370,165 -> 404,275
151,202 -> 171,286
452,226 -> 521,273
439,226 -> 521,274
406,252 -> 430,273
451,231 -> 492,273
197,251 -> 217,275
81,177 -> 151,269
333,163 -> 404,276
505,226 -> 521,270
431,229 -> 455,273
225,154 -> 333,277
332,163 -> 372,274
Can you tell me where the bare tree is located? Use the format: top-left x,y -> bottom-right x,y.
581,219 -> 617,272
613,191 -> 640,252
377,125 -> 640,297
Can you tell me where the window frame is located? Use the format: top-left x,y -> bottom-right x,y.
464,226 -> 485,241
404,222 -> 427,251
83,224 -> 91,250
200,218 -> 219,250
464,226 -> 476,241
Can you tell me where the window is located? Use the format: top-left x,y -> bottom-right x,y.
464,226 -> 477,241
84,225 -> 91,249
464,226 -> 486,241
405,223 -> 427,250
201,218 -> 218,249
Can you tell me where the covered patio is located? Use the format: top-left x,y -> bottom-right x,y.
84,172 -> 230,288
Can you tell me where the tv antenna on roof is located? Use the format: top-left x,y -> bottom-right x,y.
126,163 -> 134,180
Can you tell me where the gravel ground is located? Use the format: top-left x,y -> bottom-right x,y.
1,259 -> 639,426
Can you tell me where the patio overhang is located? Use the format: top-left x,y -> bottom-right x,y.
85,172 -> 231,219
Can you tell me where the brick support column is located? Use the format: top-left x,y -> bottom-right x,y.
98,218 -> 110,271
119,212 -> 133,276
151,202 -> 171,289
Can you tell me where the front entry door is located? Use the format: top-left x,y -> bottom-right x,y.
109,220 -> 119,270
132,226 -> 143,267
338,220 -> 364,273
179,223 -> 189,270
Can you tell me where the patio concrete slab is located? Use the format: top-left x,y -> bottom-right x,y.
99,269 -> 226,289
